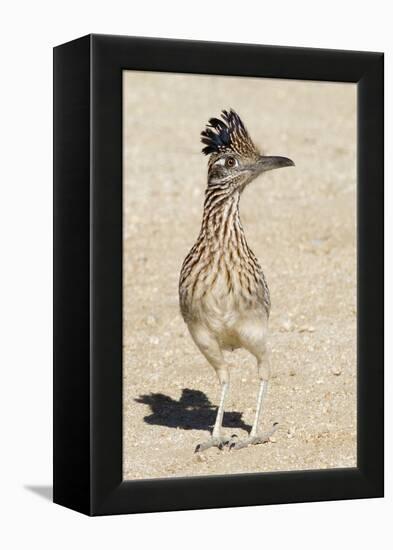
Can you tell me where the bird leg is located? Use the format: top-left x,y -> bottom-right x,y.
230,379 -> 278,450
195,371 -> 237,453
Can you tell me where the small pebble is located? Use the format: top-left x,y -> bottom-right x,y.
332,367 -> 342,376
269,436 -> 277,443
146,315 -> 157,326
287,427 -> 296,439
280,317 -> 293,332
196,454 -> 207,463
299,325 -> 316,333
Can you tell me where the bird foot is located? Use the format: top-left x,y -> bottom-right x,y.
229,423 -> 278,450
195,434 -> 238,453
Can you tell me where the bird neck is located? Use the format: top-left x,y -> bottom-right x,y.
200,184 -> 244,251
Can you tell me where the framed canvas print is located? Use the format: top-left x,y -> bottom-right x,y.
53,34 -> 384,516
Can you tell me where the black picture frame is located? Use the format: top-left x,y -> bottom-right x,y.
53,34 -> 384,516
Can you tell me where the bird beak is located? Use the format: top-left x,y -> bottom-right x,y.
254,155 -> 295,175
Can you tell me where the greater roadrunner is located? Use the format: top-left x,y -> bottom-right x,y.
179,109 -> 294,452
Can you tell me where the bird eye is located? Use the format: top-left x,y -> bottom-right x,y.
225,157 -> 236,168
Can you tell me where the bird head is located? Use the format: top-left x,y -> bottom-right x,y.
201,109 -> 294,192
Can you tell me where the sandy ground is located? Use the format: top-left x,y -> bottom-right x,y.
122,72 -> 357,480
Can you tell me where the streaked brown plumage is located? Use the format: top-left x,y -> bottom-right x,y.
179,109 -> 294,451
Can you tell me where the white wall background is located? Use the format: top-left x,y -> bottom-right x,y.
0,1 -> 390,548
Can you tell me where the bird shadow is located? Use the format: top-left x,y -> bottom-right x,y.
135,388 -> 251,433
